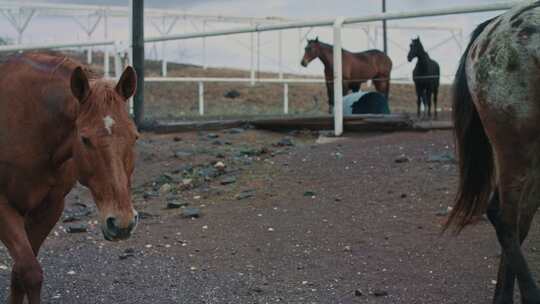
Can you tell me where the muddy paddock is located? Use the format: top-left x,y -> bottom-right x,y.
1,128 -> 539,303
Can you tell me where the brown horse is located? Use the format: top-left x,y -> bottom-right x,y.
301,37 -> 392,113
446,2 -> 540,303
0,52 -> 139,303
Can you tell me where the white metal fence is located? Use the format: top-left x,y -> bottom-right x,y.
0,1 -> 519,135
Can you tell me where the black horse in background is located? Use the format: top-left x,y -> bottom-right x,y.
407,37 -> 440,119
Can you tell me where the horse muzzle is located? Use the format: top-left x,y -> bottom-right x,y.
301,59 -> 308,67
101,212 -> 139,241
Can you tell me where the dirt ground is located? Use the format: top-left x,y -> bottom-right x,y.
2,127 -> 539,303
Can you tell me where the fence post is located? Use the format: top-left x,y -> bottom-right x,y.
333,17 -> 345,136
198,81 -> 205,115
283,83 -> 289,114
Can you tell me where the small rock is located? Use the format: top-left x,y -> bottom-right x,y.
303,191 -> 316,197
0,264 -> 8,271
250,286 -> 264,293
224,89 -> 241,99
182,208 -> 201,218
166,201 -> 189,209
227,128 -> 245,134
236,190 -> 255,200
436,208 -> 450,217
207,133 -> 219,139
143,191 -> 160,200
66,224 -> 87,233
212,140 -> 224,146
173,136 -> 182,142
354,289 -> 363,297
138,211 -> 155,219
159,183 -> 173,194
395,155 -> 410,163
174,151 -> 193,158
400,193 -> 407,199
220,176 -> 237,185
119,252 -> 135,260
275,137 -> 294,147
373,290 -> 388,297
427,151 -> 456,163
214,161 -> 226,171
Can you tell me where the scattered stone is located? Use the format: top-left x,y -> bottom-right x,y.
238,147 -> 268,157
304,191 -> 316,197
173,136 -> 182,142
198,166 -> 220,180
250,286 -> 264,293
274,137 -> 294,147
212,140 -> 224,146
427,151 -> 456,163
138,211 -> 155,219
215,152 -> 226,159
400,193 -> 407,199
174,150 -> 193,158
214,161 -> 226,172
373,290 -> 388,297
159,183 -> 173,194
172,164 -> 194,174
436,207 -> 450,217
66,224 -> 88,234
227,127 -> 245,134
63,202 -> 92,223
119,248 -> 136,260
354,289 -> 364,297
334,197 -> 342,202
182,208 -> 201,218
236,190 -> 255,200
143,191 -> 160,200
224,89 -> 241,99
207,133 -> 219,139
166,201 -> 189,209
395,155 -> 410,163
220,176 -> 237,185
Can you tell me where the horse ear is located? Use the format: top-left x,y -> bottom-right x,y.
115,66 -> 137,100
315,36 -> 319,42
70,66 -> 90,103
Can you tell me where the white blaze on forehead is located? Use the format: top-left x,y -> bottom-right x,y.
103,115 -> 115,135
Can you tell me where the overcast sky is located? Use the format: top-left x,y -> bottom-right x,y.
1,0 -> 505,81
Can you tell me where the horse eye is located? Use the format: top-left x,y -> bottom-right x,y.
81,136 -> 92,148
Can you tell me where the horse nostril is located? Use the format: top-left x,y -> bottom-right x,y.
106,217 -> 118,232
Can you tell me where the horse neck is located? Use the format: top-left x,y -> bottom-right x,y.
416,48 -> 430,64
317,45 -> 334,67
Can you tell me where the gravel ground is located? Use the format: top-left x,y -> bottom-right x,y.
1,128 -> 539,303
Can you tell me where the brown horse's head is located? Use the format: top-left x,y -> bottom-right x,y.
70,66 -> 139,242
301,37 -> 321,67
407,37 -> 424,62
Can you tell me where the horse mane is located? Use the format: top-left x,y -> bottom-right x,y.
310,40 -> 352,53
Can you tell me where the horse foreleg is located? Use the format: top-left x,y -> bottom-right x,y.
426,89 -> 433,119
0,196 -> 43,304
26,191 -> 65,257
433,87 -> 439,120
326,81 -> 334,114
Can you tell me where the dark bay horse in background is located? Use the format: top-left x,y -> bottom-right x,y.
0,52 -> 139,303
446,2 -> 540,303
301,38 -> 392,113
407,37 -> 440,119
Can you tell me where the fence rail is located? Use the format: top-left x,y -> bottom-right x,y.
0,1 -> 519,134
